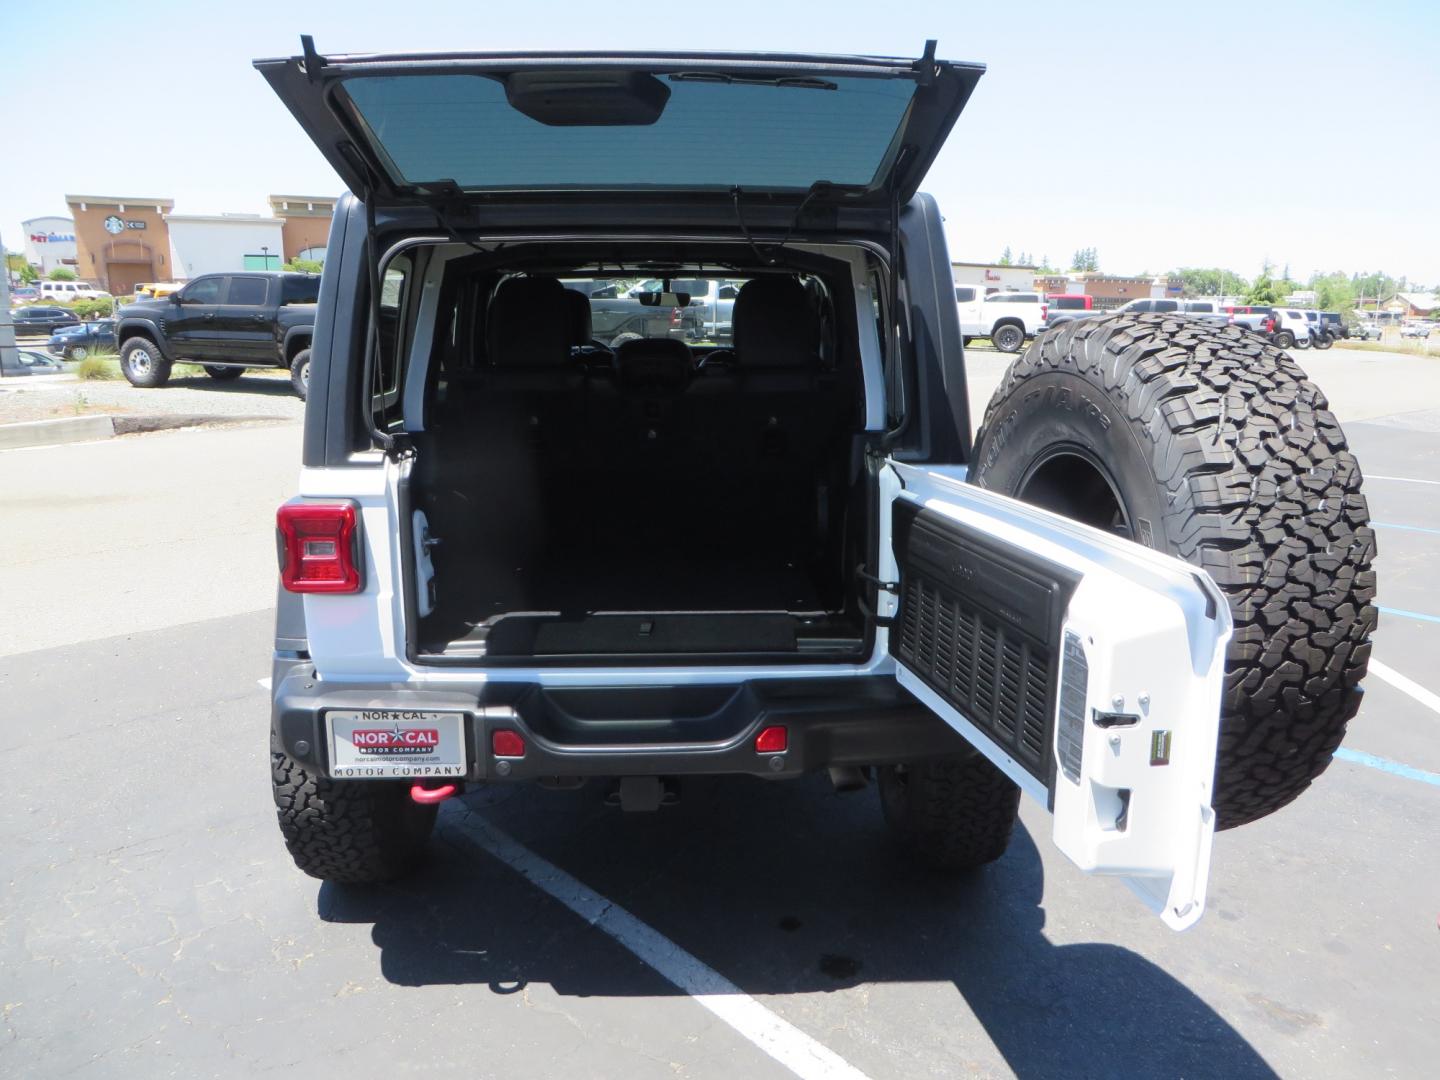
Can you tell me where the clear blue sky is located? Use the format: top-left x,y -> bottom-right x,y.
4,0 -> 1437,285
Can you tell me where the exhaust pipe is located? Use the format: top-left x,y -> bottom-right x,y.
827,766 -> 868,793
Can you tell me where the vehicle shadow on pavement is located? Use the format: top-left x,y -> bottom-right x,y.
165,375 -> 297,396
319,775 -> 1278,1079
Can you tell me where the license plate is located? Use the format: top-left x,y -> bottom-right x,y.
326,710 -> 468,779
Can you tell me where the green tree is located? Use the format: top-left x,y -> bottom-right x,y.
19,263 -> 38,284
1069,247 -> 1099,272
1308,271 -> 1357,314
998,246 -> 1013,266
1247,271 -> 1281,305
47,267 -> 77,281
281,258 -> 324,273
1173,267 -> 1249,298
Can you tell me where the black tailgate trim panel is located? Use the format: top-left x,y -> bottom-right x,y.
891,500 -> 1080,786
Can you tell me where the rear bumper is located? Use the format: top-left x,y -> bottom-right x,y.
270,657 -> 970,782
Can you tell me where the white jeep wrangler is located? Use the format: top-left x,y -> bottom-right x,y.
260,41 -> 1375,930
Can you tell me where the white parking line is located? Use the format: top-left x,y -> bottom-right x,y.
1364,474 -> 1440,486
441,804 -> 873,1080
1369,660 -> 1440,718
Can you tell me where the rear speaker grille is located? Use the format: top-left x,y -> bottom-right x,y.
898,572 -> 1055,779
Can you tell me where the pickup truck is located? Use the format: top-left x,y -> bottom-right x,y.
581,279 -> 706,347
1043,293 -> 1094,329
955,287 -> 1047,352
114,270 -> 319,397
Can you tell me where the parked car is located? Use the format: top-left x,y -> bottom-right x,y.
47,319 -> 117,360
1349,320 -> 1377,341
11,306 -> 80,336
1042,293 -> 1093,329
1318,312 -> 1346,340
10,286 -> 40,302
1298,310 -> 1333,349
956,287 -> 1046,352
1400,322 -> 1436,339
1,348 -> 64,377
1111,298 -> 1229,325
255,41 -> 1374,936
115,271 -> 318,396
39,281 -> 109,302
1274,309 -> 1312,348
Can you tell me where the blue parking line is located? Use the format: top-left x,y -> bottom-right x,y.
1334,747 -> 1440,788
1377,606 -> 1440,625
1372,521 -> 1440,537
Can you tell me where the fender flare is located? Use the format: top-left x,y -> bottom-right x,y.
115,318 -> 174,360
282,323 -> 314,362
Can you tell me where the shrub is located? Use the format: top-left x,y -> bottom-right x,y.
73,298 -> 115,320
46,267 -> 78,281
75,354 -> 119,380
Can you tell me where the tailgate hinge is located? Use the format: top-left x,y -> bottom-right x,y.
855,564 -> 900,627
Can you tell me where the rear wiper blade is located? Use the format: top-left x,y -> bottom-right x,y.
670,72 -> 837,91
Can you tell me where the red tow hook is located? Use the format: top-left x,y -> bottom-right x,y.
410,781 -> 459,805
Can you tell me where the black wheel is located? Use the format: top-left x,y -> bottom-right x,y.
64,345 -> 86,361
878,752 -> 1021,870
971,314 -> 1376,830
1294,336 -> 1311,349
991,323 -> 1025,353
204,364 -> 244,380
1273,330 -> 1295,349
290,349 -> 312,400
120,336 -> 172,388
271,734 -> 436,884
1312,332 -> 1333,350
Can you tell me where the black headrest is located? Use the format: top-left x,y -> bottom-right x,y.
487,277 -> 571,367
732,277 -> 820,368
563,288 -> 592,346
615,338 -> 692,393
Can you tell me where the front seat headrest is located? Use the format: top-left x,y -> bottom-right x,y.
487,277 -> 571,367
732,277 -> 820,368
615,338 -> 692,393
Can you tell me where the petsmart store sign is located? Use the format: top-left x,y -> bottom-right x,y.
29,231 -> 76,244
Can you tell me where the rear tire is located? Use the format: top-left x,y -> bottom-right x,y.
971,314 -> 1376,829
120,336 -> 172,388
271,735 -> 436,884
204,365 -> 244,380
1313,332 -> 1333,350
878,753 -> 1021,870
290,349 -> 311,400
991,322 -> 1025,353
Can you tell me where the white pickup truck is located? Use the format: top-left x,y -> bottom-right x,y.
955,286 -> 1047,352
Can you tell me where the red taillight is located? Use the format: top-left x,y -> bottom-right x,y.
1041,303 -> 1048,321
492,730 -> 526,758
276,502 -> 361,593
754,725 -> 788,754
670,306 -> 683,325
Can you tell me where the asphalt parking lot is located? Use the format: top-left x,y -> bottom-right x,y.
2,346 -> 1437,1078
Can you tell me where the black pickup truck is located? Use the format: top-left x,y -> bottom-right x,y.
114,270 -> 319,397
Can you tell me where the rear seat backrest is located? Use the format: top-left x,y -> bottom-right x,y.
478,276 -> 583,465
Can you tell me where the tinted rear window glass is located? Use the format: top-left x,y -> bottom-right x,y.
228,277 -> 269,306
341,73 -> 915,192
281,276 -> 321,305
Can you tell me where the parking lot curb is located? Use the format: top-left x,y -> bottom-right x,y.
0,414 -> 116,449
0,413 -> 291,450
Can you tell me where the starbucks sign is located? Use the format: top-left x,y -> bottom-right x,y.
103,214 -> 146,235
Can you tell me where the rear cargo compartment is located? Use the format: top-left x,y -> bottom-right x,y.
405,257 -> 872,663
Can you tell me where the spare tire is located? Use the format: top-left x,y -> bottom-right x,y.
971,314 -> 1377,829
